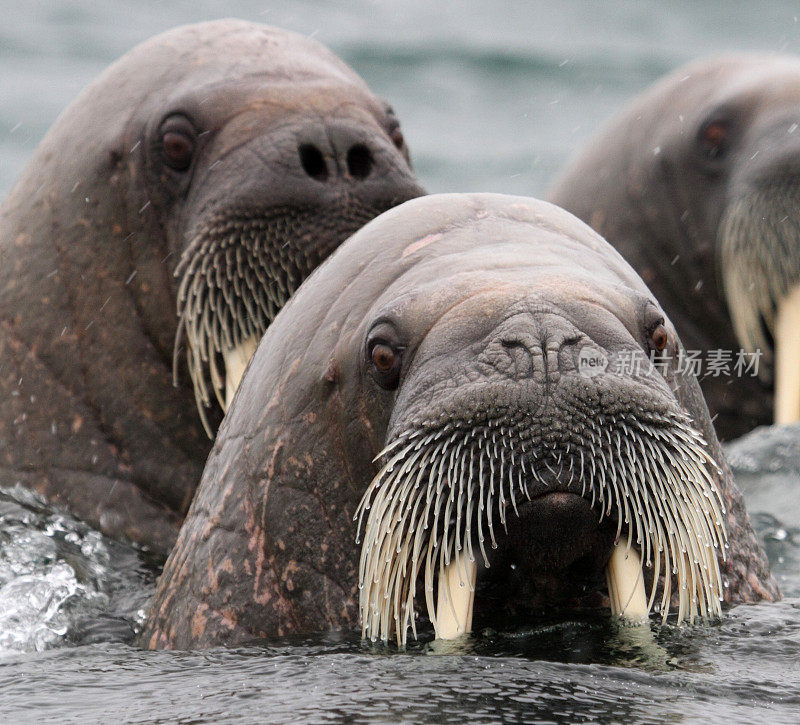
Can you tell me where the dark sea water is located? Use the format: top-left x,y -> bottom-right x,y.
2,1 -> 800,723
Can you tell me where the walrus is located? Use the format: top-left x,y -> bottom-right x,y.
142,193 -> 778,649
0,20 -> 424,553
548,55 -> 800,440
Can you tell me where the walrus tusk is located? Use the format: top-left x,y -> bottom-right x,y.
433,553 -> 477,639
222,337 -> 260,410
606,541 -> 649,624
775,284 -> 800,424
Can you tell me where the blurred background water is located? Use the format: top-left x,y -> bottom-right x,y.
5,0 -> 800,199
1,1 -> 800,722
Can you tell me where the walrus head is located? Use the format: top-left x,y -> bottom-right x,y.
549,55 -> 800,436
125,23 -> 425,432
31,19 -> 423,436
352,216 -> 726,644
706,58 -> 800,425
143,195 -> 776,650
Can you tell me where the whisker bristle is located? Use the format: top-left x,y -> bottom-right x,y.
355,408 -> 727,645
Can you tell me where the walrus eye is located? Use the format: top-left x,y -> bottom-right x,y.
390,127 -> 405,150
384,104 -> 405,150
647,321 -> 669,353
372,344 -> 395,371
162,131 -> 194,171
159,117 -> 196,171
698,119 -> 729,160
368,340 -> 403,389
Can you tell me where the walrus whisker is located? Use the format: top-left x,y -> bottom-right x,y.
720,187 -> 800,388
355,410 -> 727,646
174,205 -> 380,435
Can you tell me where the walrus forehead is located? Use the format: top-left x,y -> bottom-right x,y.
583,57 -> 800,155
106,24 -> 381,146
119,20 -> 368,92
372,239 -> 653,318
369,266 -> 653,350
165,76 -> 383,123
650,54 -> 800,99
715,59 -> 800,104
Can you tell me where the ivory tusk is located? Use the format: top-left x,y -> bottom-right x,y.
606,541 -> 649,624
222,337 -> 259,410
774,284 -> 800,424
433,553 -> 477,640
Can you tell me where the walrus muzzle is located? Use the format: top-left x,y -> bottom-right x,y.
719,181 -> 800,424
356,378 -> 727,645
174,202 -> 381,433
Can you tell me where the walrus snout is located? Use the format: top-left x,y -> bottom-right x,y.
168,94 -> 424,433
294,118 -> 401,184
358,320 -> 728,644
485,308 -> 592,384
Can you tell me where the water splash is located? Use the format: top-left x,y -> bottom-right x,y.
0,484 -> 156,657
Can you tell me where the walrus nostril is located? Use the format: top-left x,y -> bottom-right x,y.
346,143 -> 373,179
298,143 -> 328,181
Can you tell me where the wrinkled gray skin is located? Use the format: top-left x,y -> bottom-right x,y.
0,20 -> 423,553
143,194 -> 777,649
549,55 -> 800,440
